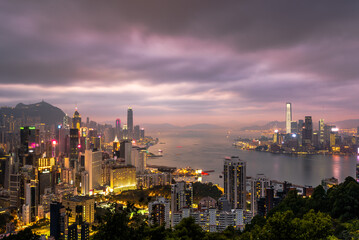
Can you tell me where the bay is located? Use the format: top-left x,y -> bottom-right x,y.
147,129 -> 358,187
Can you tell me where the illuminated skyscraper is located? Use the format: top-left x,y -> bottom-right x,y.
69,129 -> 79,169
63,114 -> 71,130
224,156 -> 246,209
122,125 -> 128,140
84,149 -> 102,190
72,109 -> 81,130
20,126 -> 39,156
127,108 -> 133,139
286,102 -> 292,134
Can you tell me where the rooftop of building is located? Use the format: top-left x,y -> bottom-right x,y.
64,195 -> 94,202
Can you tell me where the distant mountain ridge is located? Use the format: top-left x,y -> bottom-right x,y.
0,101 -> 65,126
333,119 -> 359,129
142,123 -> 223,130
240,121 -> 285,131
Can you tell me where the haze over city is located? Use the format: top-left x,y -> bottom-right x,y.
1,1 -> 359,126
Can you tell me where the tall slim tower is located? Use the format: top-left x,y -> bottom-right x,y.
286,102 -> 292,134
115,119 -> 121,138
319,119 -> 325,146
127,108 -> 133,139
224,156 -> 246,209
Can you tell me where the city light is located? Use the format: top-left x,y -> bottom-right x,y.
52,140 -> 57,145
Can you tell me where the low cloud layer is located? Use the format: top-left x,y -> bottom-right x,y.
1,1 -> 359,126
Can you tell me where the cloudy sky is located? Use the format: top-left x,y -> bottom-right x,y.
1,1 -> 359,126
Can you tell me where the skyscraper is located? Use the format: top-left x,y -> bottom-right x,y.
133,125 -> 140,140
84,149 -> 102,191
319,119 -> 325,146
291,121 -> 298,134
63,114 -> 71,130
115,118 -> 121,138
223,156 -> 246,209
286,102 -> 292,134
302,116 -> 313,146
20,126 -> 39,156
119,140 -> 132,166
50,202 -> 67,240
127,108 -> 133,139
69,128 -> 79,169
140,128 -> 145,139
72,109 -> 81,130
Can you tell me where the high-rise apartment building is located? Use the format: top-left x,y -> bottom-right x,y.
224,156 -> 246,209
148,197 -> 170,228
171,181 -> 193,227
250,174 -> 270,215
286,103 -> 292,134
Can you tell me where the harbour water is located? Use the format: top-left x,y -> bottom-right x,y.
147,129 -> 358,187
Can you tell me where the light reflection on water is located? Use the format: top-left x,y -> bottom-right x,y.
147,129 -> 357,187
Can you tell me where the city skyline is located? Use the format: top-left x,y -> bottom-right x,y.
1,1 -> 359,126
